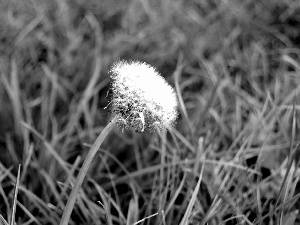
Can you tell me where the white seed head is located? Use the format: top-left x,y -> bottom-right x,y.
109,60 -> 178,132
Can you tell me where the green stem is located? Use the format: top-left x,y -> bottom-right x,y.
59,118 -> 116,225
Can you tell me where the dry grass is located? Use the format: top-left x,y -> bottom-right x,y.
0,0 -> 300,224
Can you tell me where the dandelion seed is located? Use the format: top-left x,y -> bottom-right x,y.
60,59 -> 179,225
109,60 -> 178,132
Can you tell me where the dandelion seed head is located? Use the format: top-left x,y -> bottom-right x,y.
109,60 -> 178,132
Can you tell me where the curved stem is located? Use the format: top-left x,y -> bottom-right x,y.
59,118 -> 116,225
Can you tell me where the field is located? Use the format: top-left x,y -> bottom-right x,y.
0,0 -> 300,224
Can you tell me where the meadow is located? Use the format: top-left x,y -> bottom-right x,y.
0,0 -> 300,224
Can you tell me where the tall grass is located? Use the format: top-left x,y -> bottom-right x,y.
0,0 -> 300,224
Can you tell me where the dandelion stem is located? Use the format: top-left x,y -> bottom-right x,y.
59,117 -> 116,225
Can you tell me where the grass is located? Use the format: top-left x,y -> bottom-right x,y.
0,0 -> 300,224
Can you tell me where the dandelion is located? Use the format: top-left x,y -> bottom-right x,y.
109,60 -> 178,132
59,60 -> 178,225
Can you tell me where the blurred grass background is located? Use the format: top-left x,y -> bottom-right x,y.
0,0 -> 300,224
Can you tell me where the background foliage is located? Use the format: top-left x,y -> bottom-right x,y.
0,0 -> 300,224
